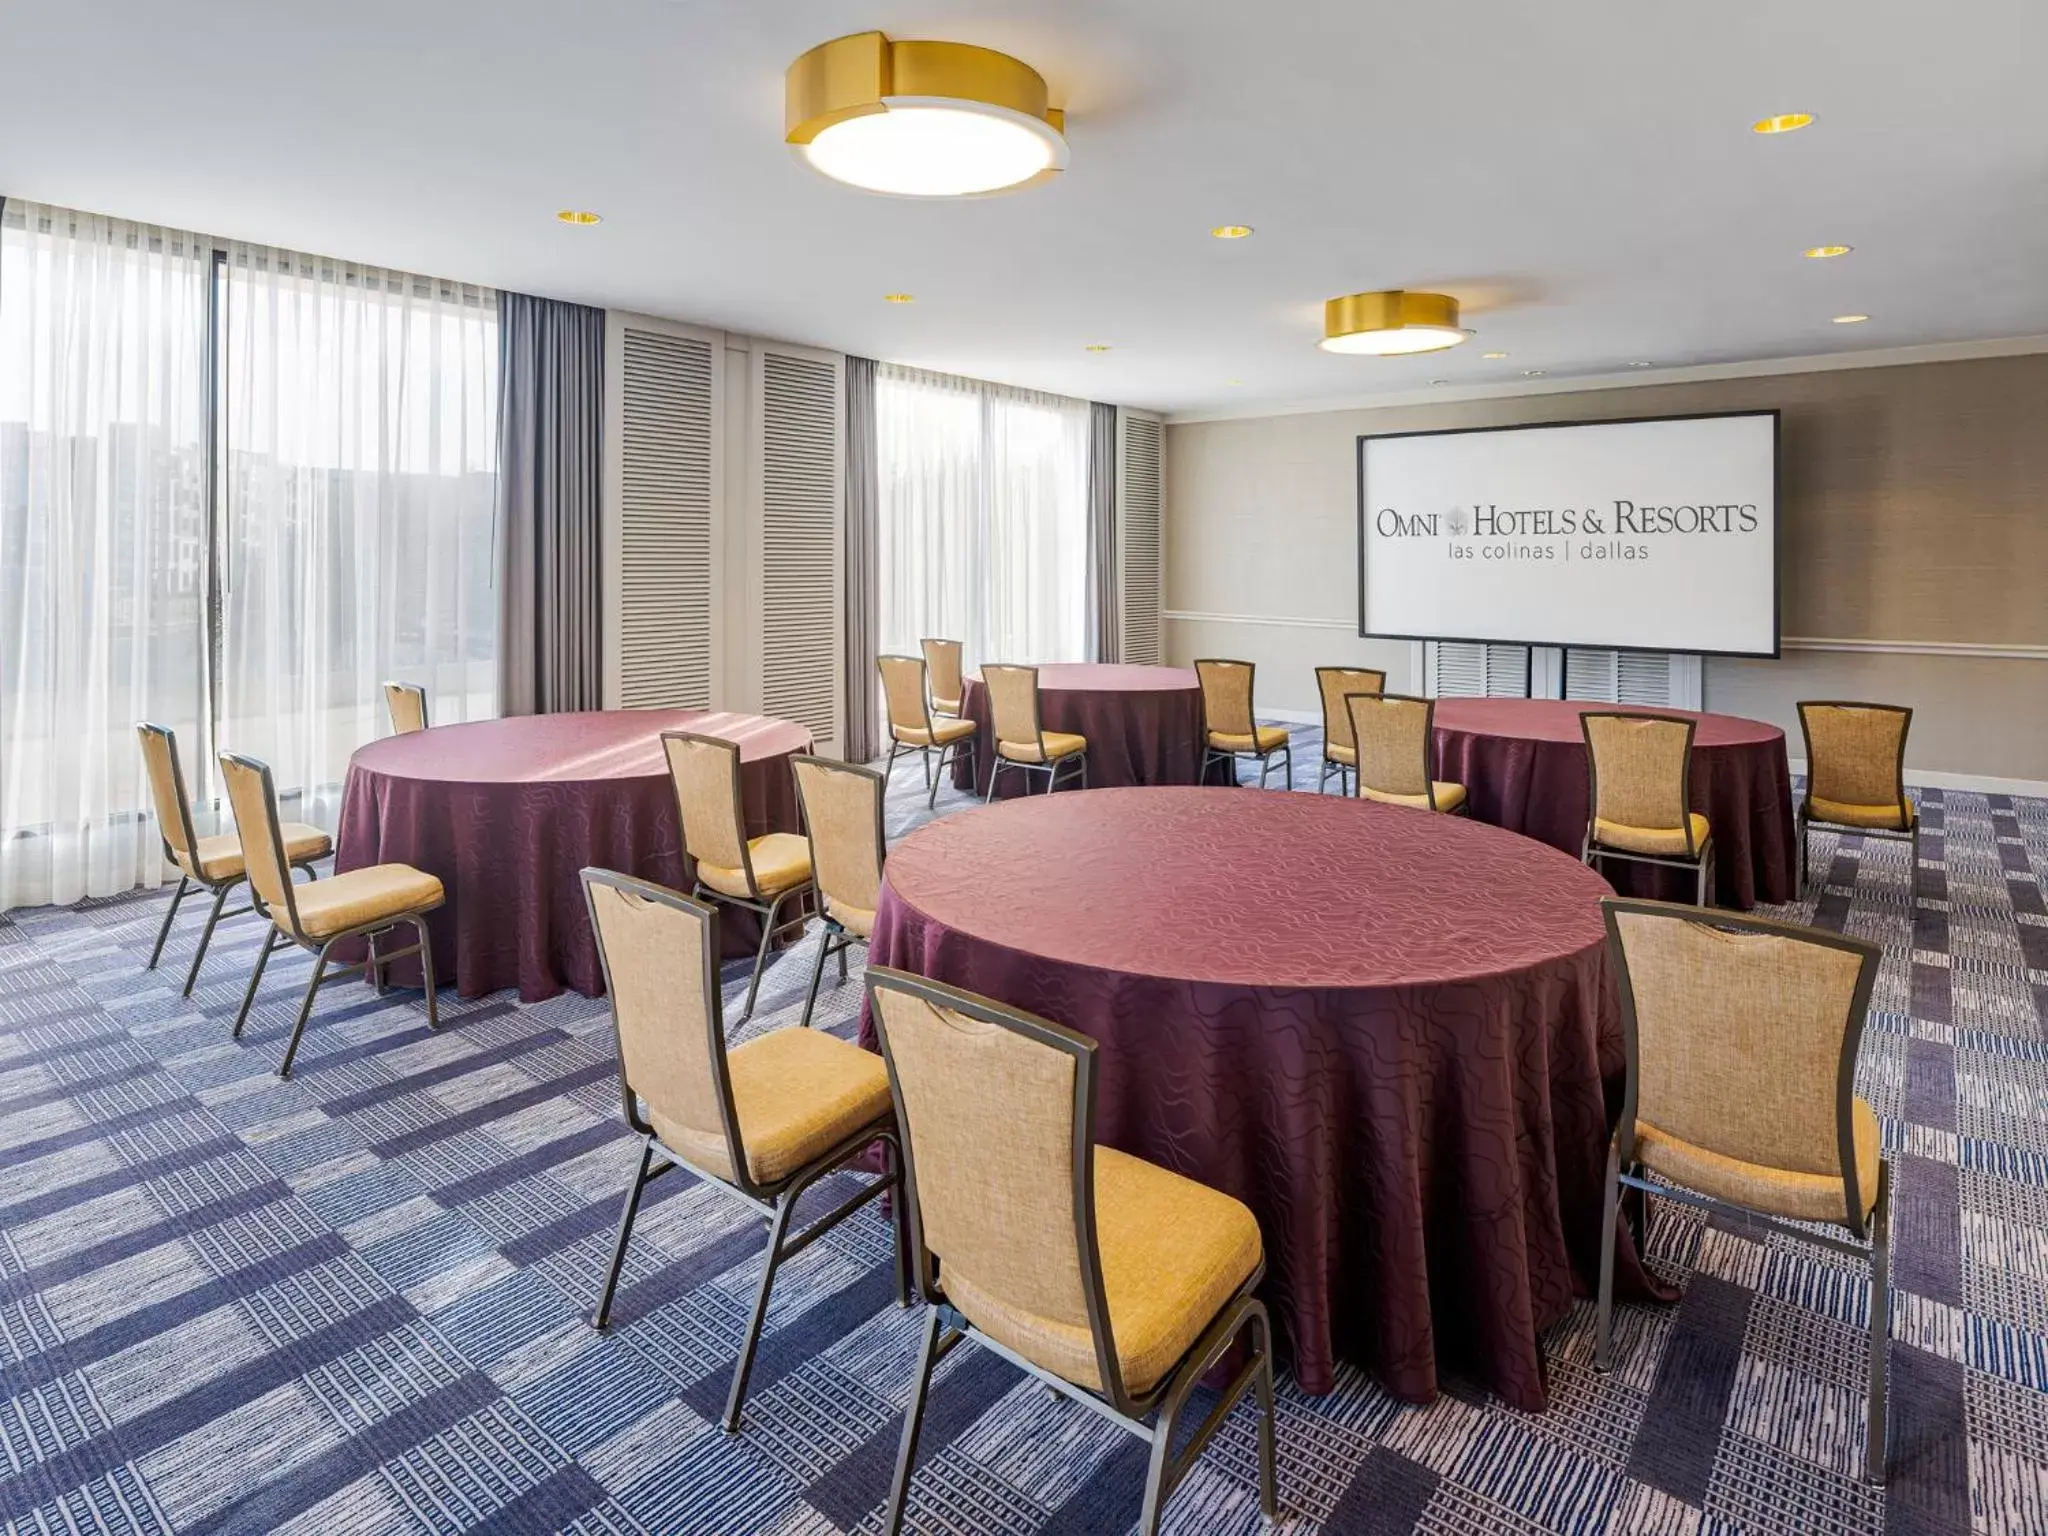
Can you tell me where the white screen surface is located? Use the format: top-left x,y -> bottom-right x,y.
1358,413 -> 1778,656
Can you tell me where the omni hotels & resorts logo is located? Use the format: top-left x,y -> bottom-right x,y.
1373,500 -> 1761,563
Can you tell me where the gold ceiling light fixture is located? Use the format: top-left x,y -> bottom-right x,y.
883,293 -> 916,304
1753,112 -> 1814,134
785,31 -> 1068,197
1084,343 -> 1113,352
1211,224 -> 1254,240
1318,291 -> 1469,356
1482,351 -> 1508,360
555,210 -> 602,226
1803,244 -> 1852,259
1833,313 -> 1870,324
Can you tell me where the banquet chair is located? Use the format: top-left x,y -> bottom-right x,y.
1345,693 -> 1466,813
878,653 -> 977,810
384,681 -> 429,735
791,755 -> 886,1029
1595,897 -> 1889,1484
1796,701 -> 1918,898
582,870 -> 906,1432
921,637 -> 966,718
983,664 -> 1088,799
1313,665 -> 1386,795
137,723 -> 332,995
218,752 -> 444,1077
1581,712 -> 1714,907
1196,659 -> 1292,788
866,967 -> 1277,1536
662,730 -> 816,1022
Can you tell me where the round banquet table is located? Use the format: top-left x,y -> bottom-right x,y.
1431,698 -> 1798,910
949,663 -> 1234,798
335,710 -> 813,1001
864,787 -> 1668,1409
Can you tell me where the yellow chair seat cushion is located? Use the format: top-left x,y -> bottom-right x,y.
942,1146 -> 1263,1396
285,863 -> 443,941
1637,1097 -> 1882,1225
827,900 -> 875,939
998,731 -> 1087,765
1324,743 -> 1356,766
697,833 -> 814,899
179,822 -> 331,883
654,1026 -> 892,1187
1595,812 -> 1710,857
1362,782 -> 1468,813
1808,795 -> 1915,831
1209,725 -> 1290,753
894,717 -> 978,748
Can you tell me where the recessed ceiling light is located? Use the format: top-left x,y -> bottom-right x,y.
1523,369 -> 1547,378
1211,224 -> 1254,240
1226,378 -> 1244,386
1629,361 -> 1654,369
1426,379 -> 1450,387
1833,313 -> 1870,324
786,32 -> 1067,197
1319,291 -> 1469,356
884,293 -> 915,304
1482,351 -> 1508,360
1803,244 -> 1852,259
556,210 -> 602,226
1084,343 -> 1113,352
1753,113 -> 1814,135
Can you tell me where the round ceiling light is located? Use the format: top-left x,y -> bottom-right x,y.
1753,113 -> 1814,134
555,210 -> 602,226
1319,291 -> 1468,355
786,32 -> 1068,197
1803,244 -> 1852,259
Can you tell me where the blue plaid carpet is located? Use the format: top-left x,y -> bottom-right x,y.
0,733 -> 2041,1534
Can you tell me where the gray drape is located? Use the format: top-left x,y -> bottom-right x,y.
496,291 -> 604,716
1086,400 -> 1120,663
843,356 -> 881,761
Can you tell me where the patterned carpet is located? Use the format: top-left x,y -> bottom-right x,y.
0,732 -> 2042,1535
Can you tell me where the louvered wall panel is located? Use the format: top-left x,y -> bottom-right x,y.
1118,411 -> 1164,666
1432,641 -> 1532,697
1565,647 -> 1683,706
611,324 -> 715,708
757,349 -> 842,751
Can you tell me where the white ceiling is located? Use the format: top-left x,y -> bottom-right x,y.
6,0 -> 2046,415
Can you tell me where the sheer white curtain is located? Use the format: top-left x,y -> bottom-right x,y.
216,245 -> 498,827
0,203 -> 210,907
875,364 -> 1090,675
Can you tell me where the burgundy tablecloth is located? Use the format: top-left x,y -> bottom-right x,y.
335,710 -> 812,1001
865,787 -> 1667,1409
1432,699 -> 1797,910
949,663 -> 1234,798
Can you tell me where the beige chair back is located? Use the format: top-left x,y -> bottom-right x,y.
921,638 -> 965,707
982,664 -> 1046,751
793,756 -> 885,920
1194,659 -> 1257,739
1799,702 -> 1911,817
869,968 -> 1117,1392
582,870 -> 743,1181
1605,900 -> 1879,1220
218,753 -> 301,932
1584,713 -> 1693,834
877,655 -> 933,737
1316,668 -> 1385,756
1348,693 -> 1434,798
662,731 -> 751,880
384,682 -> 428,735
137,723 -> 200,868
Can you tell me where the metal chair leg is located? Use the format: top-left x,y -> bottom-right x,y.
232,929 -> 280,1038
593,1139 -> 658,1329
1866,1160 -> 1891,1485
885,1306 -> 946,1534
798,925 -> 832,1029
738,889 -> 792,1023
1137,1392 -> 1180,1536
1594,1140 -> 1622,1372
416,917 -> 440,1029
147,876 -> 191,970
724,1190 -> 798,1432
920,747 -> 933,792
1253,1304 -> 1278,1519
180,881 -> 234,996
277,942 -> 333,1078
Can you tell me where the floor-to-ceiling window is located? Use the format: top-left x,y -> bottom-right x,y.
875,363 -> 1089,675
0,200 -> 497,906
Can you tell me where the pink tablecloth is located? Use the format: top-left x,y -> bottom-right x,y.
865,787 -> 1666,1409
1432,699 -> 1797,910
949,663 -> 1234,797
335,710 -> 813,1000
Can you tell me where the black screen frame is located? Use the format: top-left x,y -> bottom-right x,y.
1355,408 -> 1783,660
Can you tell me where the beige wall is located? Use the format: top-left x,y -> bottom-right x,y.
1164,353 -> 2048,785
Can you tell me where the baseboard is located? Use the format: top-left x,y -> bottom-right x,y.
1786,759 -> 2048,800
